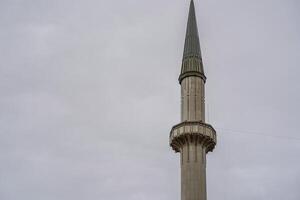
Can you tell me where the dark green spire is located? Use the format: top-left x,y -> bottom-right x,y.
179,0 -> 206,83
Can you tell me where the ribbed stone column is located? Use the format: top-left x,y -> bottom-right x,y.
170,122 -> 216,200
181,76 -> 205,122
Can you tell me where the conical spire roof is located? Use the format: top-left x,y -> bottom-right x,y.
179,0 -> 206,83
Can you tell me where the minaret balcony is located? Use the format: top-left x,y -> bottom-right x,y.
170,121 -> 217,153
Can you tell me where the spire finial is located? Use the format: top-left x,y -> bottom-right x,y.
179,0 -> 206,83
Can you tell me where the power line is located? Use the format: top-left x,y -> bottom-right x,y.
215,127 -> 300,141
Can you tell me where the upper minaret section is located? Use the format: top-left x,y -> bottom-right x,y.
179,0 -> 206,84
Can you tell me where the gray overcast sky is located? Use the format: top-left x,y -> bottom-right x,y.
0,0 -> 299,199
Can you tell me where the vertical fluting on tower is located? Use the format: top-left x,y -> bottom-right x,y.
170,1 -> 217,200
181,76 -> 205,122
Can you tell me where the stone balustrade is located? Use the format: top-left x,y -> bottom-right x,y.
170,121 -> 217,153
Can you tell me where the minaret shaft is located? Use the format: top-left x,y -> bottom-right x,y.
180,75 -> 207,200
181,143 -> 207,200
181,77 -> 205,122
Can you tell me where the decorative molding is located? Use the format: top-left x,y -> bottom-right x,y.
170,121 -> 217,153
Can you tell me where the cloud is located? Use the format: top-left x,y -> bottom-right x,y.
0,0 -> 299,200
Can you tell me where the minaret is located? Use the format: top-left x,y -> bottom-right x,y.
169,1 -> 217,200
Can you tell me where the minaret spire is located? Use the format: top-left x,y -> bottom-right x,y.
180,0 -> 205,83
170,1 -> 217,200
